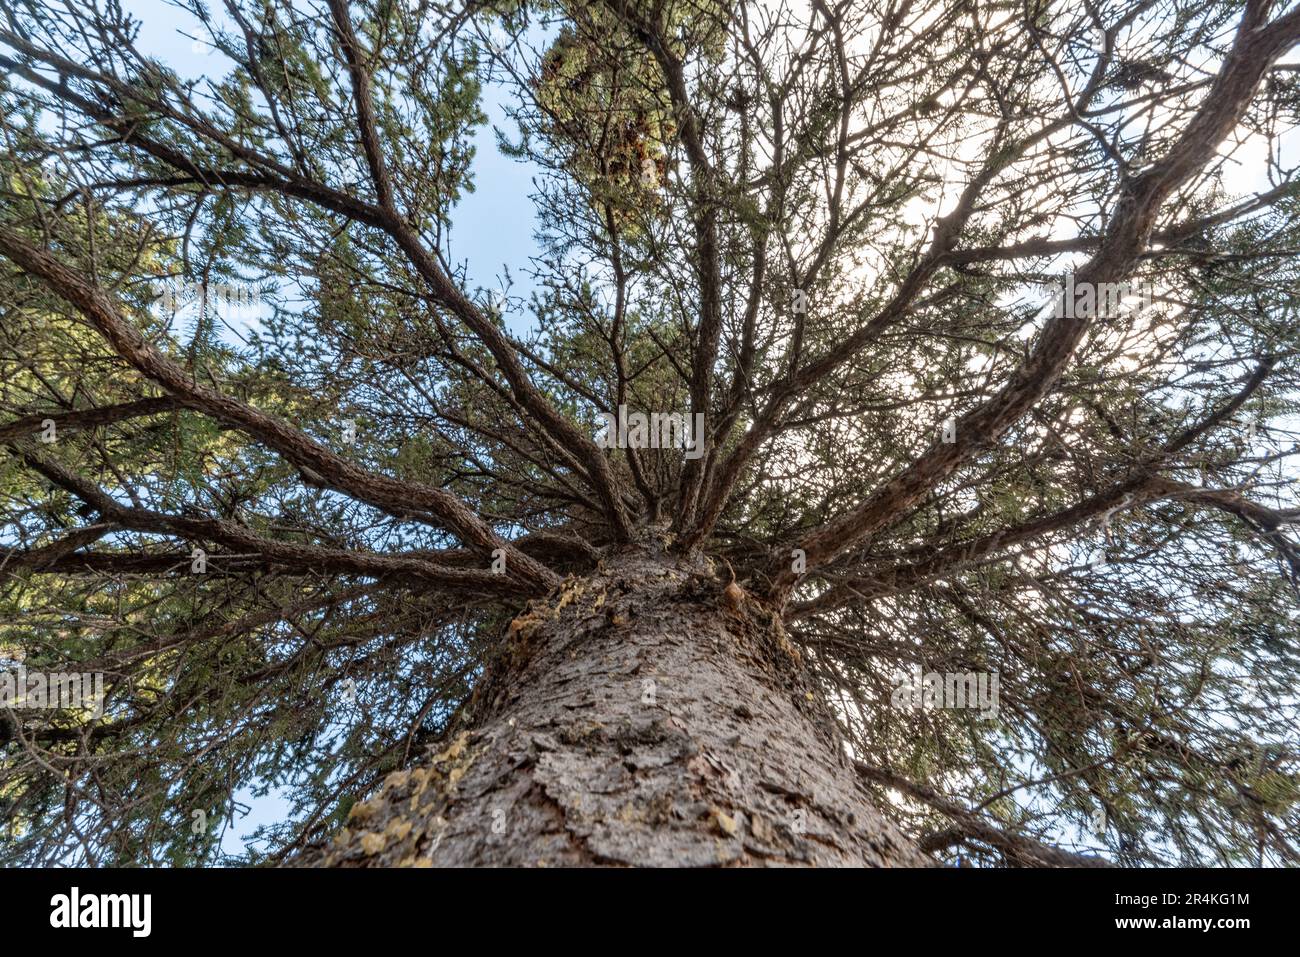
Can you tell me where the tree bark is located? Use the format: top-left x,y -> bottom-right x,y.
301,546 -> 930,867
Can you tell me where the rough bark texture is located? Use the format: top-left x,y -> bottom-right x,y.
300,545 -> 930,867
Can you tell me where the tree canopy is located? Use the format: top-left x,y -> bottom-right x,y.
1,0 -> 1299,866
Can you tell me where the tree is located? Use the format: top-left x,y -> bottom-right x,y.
1,0 -> 1299,868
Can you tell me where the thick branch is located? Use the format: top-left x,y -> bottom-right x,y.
0,397 -> 178,443
765,4 -> 1300,602
0,226 -> 559,593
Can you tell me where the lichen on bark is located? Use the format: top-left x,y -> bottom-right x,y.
300,546 -> 928,867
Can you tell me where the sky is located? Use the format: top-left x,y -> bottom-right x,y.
132,0 -> 544,332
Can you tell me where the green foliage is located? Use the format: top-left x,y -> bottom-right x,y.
0,0 -> 1298,870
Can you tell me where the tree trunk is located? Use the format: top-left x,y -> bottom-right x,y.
303,546 -> 930,867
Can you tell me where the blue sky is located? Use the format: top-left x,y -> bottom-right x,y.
132,0 -> 543,326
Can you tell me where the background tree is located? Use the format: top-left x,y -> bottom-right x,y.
1,0 -> 1299,867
